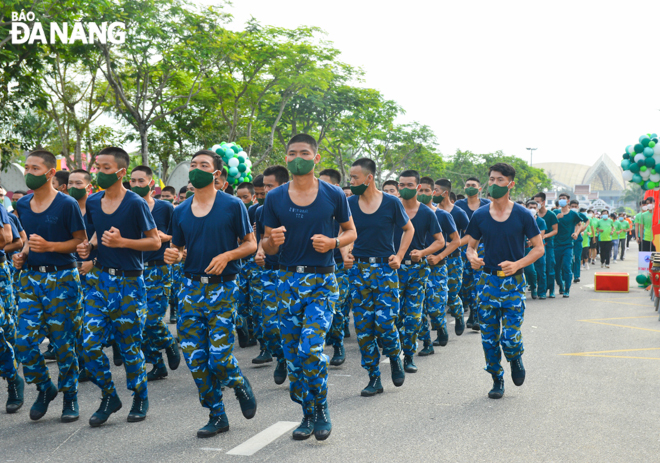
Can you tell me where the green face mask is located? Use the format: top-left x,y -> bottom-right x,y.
163,198 -> 174,203
351,182 -> 369,196
433,193 -> 445,204
10,201 -> 17,210
131,185 -> 151,197
465,187 -> 479,197
488,182 -> 511,199
25,173 -> 49,190
244,201 -> 254,209
97,170 -> 122,189
68,187 -> 87,200
399,188 -> 417,200
257,198 -> 265,206
185,190 -> 194,199
417,194 -> 432,205
287,157 -> 315,176
189,168 -> 216,189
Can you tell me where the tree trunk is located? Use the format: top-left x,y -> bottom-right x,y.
139,126 -> 149,166
74,130 -> 82,169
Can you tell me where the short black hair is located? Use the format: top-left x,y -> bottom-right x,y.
192,149 -> 223,171
13,190 -> 27,195
466,177 -> 481,185
236,182 -> 255,195
132,165 -> 153,177
263,165 -> 290,186
287,133 -> 317,153
54,170 -> 70,186
342,185 -> 352,191
587,209 -> 594,213
526,200 -> 538,207
420,176 -> 434,188
533,192 -> 546,201
450,192 -> 456,202
569,199 -> 579,206
488,162 -> 516,181
646,197 -> 655,204
383,180 -> 398,189
352,158 -> 376,176
610,213 -> 617,219
435,178 -> 451,191
71,169 -> 91,182
162,186 -> 176,195
122,181 -> 131,190
179,186 -> 188,194
97,147 -> 130,169
219,168 -> 227,180
27,149 -> 57,169
225,185 -> 234,195
580,208 -> 586,212
399,170 -> 420,185
456,194 -> 465,200
559,193 -> 571,200
319,168 -> 342,185
515,200 -> 524,205
252,174 -> 264,188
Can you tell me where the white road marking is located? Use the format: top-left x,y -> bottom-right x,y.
334,374 -> 351,377
226,421 -> 299,456
200,448 -> 223,451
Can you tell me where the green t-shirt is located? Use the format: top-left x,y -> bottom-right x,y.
588,216 -> 599,239
597,218 -> 614,242
641,211 -> 653,241
616,220 -> 629,239
582,227 -> 591,247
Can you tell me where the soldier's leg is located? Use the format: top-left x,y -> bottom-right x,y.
350,265 -> 380,379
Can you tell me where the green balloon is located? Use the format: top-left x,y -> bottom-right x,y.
635,144 -> 644,153
621,159 -> 631,170
642,138 -> 650,147
623,153 -> 630,160
645,158 -> 656,168
632,173 -> 642,183
630,163 -> 640,173
231,145 -> 240,154
650,141 -> 657,148
237,155 -> 246,163
636,274 -> 649,285
638,158 -> 646,167
238,163 -> 247,172
641,166 -> 648,172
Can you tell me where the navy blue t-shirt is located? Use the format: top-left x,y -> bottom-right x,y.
394,204 -> 442,260
0,206 -> 19,259
256,205 -> 279,267
143,199 -> 174,263
77,212 -> 97,262
86,190 -> 156,271
9,212 -> 23,233
248,203 -> 259,227
263,180 -> 351,267
171,191 -> 252,276
455,197 -> 490,220
16,192 -> 86,267
349,193 -> 409,258
332,220 -> 342,262
466,202 -> 541,271
448,205 -> 469,237
427,207 -> 457,255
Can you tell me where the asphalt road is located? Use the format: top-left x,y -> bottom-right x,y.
1,246 -> 659,462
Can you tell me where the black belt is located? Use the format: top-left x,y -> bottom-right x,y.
401,259 -> 421,266
279,265 -> 334,275
184,272 -> 236,284
146,259 -> 166,267
264,263 -> 278,271
355,257 -> 389,264
0,255 -> 5,263
427,257 -> 446,267
482,268 -> 523,277
27,263 -> 76,273
449,250 -> 461,258
97,265 -> 143,277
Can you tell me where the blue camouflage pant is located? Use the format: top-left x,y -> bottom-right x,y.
169,262 -> 183,315
349,263 -> 401,378
460,247 -> 476,310
419,262 -> 448,342
82,270 -> 148,399
396,262 -> 429,356
447,255 -> 464,318
545,245 -> 556,294
237,259 -> 261,342
477,273 -> 526,379
178,277 -> 245,417
0,303 -> 18,381
15,268 -> 81,396
554,244 -> 574,293
573,239 -> 582,279
327,263 -> 350,348
142,264 -> 175,366
261,269 -> 283,358
0,262 -> 16,345
278,271 -> 337,414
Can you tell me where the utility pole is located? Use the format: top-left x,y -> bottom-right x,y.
526,147 -> 537,166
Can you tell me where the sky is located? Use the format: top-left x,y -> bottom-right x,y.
217,0 -> 660,167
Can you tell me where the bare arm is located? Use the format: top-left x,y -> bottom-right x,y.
544,223 -> 558,239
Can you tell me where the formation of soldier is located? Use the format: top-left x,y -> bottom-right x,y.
0,133 -> 562,441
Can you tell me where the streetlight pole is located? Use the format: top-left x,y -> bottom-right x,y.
526,147 -> 537,166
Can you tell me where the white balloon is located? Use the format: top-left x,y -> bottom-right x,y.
228,158 -> 239,168
635,153 -> 646,163
641,169 -> 651,180
622,170 -> 634,181
654,144 -> 660,157
650,173 -> 660,183
210,144 -> 220,152
245,159 -> 252,167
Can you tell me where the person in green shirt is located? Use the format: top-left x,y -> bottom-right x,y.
595,210 -> 614,268
581,223 -> 592,269
637,198 -> 656,252
614,213 -> 630,261
586,209 -> 599,265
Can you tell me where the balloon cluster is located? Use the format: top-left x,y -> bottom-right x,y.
621,133 -> 660,190
209,142 -> 253,186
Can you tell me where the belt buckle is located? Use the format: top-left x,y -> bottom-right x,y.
404,260 -> 412,265
109,268 -> 116,276
296,266 -> 305,273
200,276 -> 209,284
39,266 -> 47,273
369,257 -> 376,264
497,270 -> 506,277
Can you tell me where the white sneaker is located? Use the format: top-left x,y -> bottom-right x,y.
606,265 -> 610,268
585,263 -> 589,270
601,263 -> 604,268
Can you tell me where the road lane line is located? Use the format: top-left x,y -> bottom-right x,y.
226,421 -> 298,456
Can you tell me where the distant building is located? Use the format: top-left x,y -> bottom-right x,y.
535,154 -> 625,205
